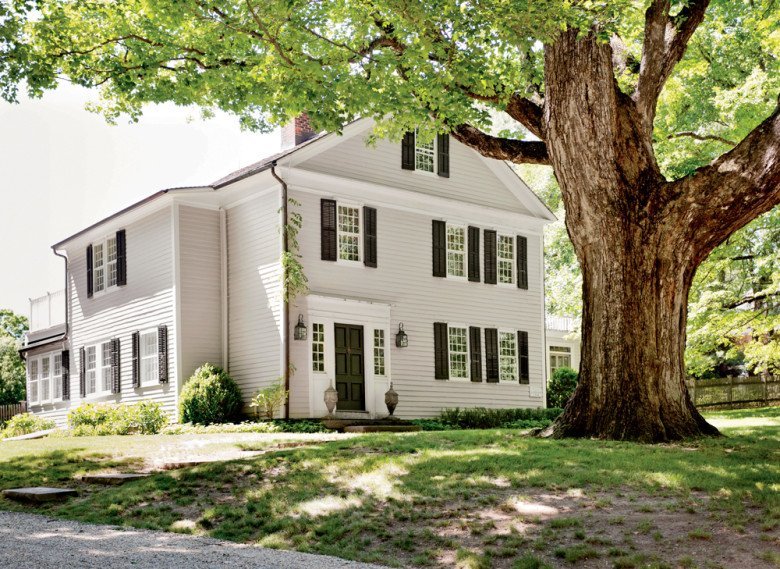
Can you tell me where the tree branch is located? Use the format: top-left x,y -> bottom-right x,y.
724,291 -> 780,310
451,124 -> 549,165
634,0 -> 711,136
505,94 -> 544,140
665,131 -> 736,146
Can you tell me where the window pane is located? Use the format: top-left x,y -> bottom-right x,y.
140,331 -> 158,384
87,346 -> 97,394
448,327 -> 468,379
337,206 -> 360,261
29,360 -> 39,403
499,332 -> 517,381
374,329 -> 385,376
415,134 -> 435,172
93,243 -> 104,292
447,226 -> 465,277
106,237 -> 117,287
312,323 -> 325,373
102,342 -> 112,392
498,235 -> 514,284
53,354 -> 62,399
40,357 -> 50,401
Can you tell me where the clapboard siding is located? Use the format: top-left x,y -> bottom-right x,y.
290,188 -> 545,418
31,206 -> 177,426
300,133 -> 532,215
226,194 -> 283,404
178,205 -> 222,385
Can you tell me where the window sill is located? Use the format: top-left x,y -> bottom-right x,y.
336,259 -> 365,268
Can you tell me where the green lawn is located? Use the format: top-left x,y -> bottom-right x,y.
1,409 -> 778,569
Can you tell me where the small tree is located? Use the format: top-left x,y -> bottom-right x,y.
250,378 -> 289,419
547,367 -> 579,410
179,364 -> 243,425
0,337 -> 25,405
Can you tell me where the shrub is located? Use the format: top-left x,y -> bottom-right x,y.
1,413 -> 55,438
179,364 -> 243,425
547,367 -> 579,408
67,400 -> 168,435
250,377 -> 288,419
160,418 -> 328,435
438,407 -> 562,430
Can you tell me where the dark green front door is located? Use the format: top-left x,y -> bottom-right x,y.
334,324 -> 365,411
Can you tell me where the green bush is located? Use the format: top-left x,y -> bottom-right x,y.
547,367 -> 579,408
0,413 -> 55,438
179,364 -> 243,425
161,418 -> 328,435
67,400 -> 168,435
411,418 -> 456,431
438,407 -> 562,430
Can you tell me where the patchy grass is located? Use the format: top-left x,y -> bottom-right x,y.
0,407 -> 778,568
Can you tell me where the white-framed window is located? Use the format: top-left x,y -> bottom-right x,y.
550,346 -> 572,375
40,356 -> 50,402
415,130 -> 436,173
498,235 -> 515,285
337,205 -> 361,262
53,353 -> 63,401
499,331 -> 518,382
85,345 -> 97,396
140,329 -> 158,385
28,359 -> 39,405
93,235 -> 118,294
448,326 -> 469,380
312,323 -> 325,373
100,341 -> 112,393
447,225 -> 466,278
374,329 -> 386,376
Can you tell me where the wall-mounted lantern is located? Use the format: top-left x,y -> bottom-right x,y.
395,323 -> 408,348
294,315 -> 307,341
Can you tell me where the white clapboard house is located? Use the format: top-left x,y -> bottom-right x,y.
21,116 -> 556,425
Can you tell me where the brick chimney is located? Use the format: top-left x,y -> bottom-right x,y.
281,112 -> 318,149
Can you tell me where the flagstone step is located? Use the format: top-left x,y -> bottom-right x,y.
1,428 -> 59,442
81,473 -> 151,485
3,487 -> 78,502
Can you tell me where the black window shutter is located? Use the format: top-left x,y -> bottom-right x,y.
402,132 -> 415,170
116,229 -> 127,286
518,331 -> 529,384
79,346 -> 86,398
321,199 -> 337,261
484,230 -> 497,285
485,328 -> 499,382
363,206 -> 377,268
158,325 -> 168,383
432,220 -> 446,277
517,235 -> 528,290
433,322 -> 449,380
468,226 -> 480,282
131,332 -> 140,387
110,338 -> 121,394
437,133 -> 450,178
469,326 -> 482,382
86,244 -> 94,298
61,350 -> 70,401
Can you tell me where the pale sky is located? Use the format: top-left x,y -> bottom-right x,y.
0,84 -> 279,319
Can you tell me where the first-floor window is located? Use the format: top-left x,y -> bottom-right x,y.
550,346 -> 572,375
86,346 -> 97,395
499,332 -> 518,381
40,356 -> 51,402
140,329 -> 158,384
312,323 -> 325,373
100,341 -> 112,393
28,359 -> 39,404
53,353 -> 63,400
374,329 -> 386,376
448,326 -> 469,379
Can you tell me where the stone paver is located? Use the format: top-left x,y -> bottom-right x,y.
3,487 -> 78,502
81,473 -> 151,485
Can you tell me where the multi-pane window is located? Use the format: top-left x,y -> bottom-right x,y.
86,346 -> 97,395
498,235 -> 515,284
448,326 -> 469,379
447,226 -> 466,277
312,323 -> 325,372
374,330 -> 385,376
337,206 -> 360,261
93,236 -> 117,293
53,354 -> 63,400
499,332 -> 518,381
40,356 -> 50,402
28,359 -> 39,404
140,330 -> 158,384
100,342 -> 112,393
550,346 -> 572,375
415,131 -> 435,172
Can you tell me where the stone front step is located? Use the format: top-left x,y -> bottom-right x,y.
3,487 -> 78,502
81,473 -> 151,485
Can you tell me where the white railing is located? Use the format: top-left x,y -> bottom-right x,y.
29,290 -> 66,331
546,315 -> 580,332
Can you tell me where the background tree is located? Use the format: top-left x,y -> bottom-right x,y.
0,310 -> 28,405
4,0 -> 780,441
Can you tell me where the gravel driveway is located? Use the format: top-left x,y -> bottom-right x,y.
0,510 -> 388,569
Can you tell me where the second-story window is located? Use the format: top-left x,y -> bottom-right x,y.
415,132 -> 435,173
87,229 -> 126,298
498,235 -> 515,284
338,205 -> 361,261
447,226 -> 466,278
